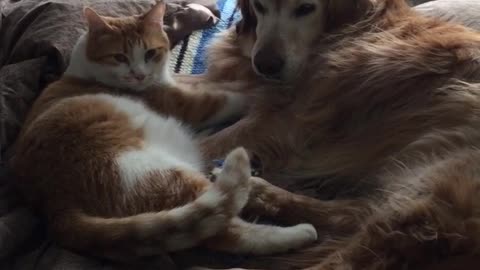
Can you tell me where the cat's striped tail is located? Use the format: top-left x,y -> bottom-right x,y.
49,147 -> 251,262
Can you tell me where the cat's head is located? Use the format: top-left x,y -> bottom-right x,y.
81,2 -> 171,90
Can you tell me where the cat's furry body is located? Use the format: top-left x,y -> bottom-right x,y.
9,2 -> 317,266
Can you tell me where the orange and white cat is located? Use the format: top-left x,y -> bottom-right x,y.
9,1 -> 317,266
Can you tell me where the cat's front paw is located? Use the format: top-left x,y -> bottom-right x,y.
198,92 -> 247,129
224,92 -> 248,119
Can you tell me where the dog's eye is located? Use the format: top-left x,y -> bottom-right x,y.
113,54 -> 129,64
294,3 -> 316,17
144,49 -> 156,62
253,0 -> 267,14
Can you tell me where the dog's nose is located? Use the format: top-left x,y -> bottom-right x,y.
132,73 -> 146,81
253,49 -> 285,78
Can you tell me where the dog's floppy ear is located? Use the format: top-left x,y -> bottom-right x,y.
236,0 -> 257,34
326,0 -> 372,31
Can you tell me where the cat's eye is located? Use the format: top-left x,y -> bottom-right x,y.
144,49 -> 156,62
113,54 -> 129,63
294,3 -> 316,18
253,0 -> 267,14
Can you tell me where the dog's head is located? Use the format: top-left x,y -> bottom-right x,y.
237,0 -> 372,81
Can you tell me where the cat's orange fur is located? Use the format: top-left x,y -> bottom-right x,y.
9,2 -> 319,267
84,7 -> 168,66
170,0 -> 480,269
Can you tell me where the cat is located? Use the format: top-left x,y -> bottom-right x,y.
9,1 -> 317,266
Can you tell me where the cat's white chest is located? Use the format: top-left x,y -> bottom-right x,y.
94,94 -> 204,190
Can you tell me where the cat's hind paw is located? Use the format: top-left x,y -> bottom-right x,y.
214,147 -> 251,215
286,223 -> 318,247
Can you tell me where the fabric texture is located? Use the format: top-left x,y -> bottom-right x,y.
415,0 -> 480,29
169,0 -> 241,74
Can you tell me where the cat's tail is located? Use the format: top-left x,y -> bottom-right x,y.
49,147 -> 252,261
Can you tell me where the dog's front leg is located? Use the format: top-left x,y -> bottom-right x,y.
244,177 -> 368,234
199,117 -> 260,161
200,120 -> 368,233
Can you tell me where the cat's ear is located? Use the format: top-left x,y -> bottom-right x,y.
84,7 -> 110,32
142,1 -> 166,29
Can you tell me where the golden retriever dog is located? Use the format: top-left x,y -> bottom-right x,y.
175,0 -> 480,269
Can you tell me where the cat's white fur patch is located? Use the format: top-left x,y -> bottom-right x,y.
227,220 -> 318,254
93,94 -> 203,190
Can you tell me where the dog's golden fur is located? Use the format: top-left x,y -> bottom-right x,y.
175,0 -> 480,269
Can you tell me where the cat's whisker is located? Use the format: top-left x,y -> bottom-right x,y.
11,3 -> 318,269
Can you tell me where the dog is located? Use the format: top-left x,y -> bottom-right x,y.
174,0 -> 480,269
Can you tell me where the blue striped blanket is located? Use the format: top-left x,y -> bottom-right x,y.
169,0 -> 241,74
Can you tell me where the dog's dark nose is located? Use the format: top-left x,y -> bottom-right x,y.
253,48 -> 285,78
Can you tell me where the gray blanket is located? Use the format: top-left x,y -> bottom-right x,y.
1,0 -> 480,269
0,0 -> 218,158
